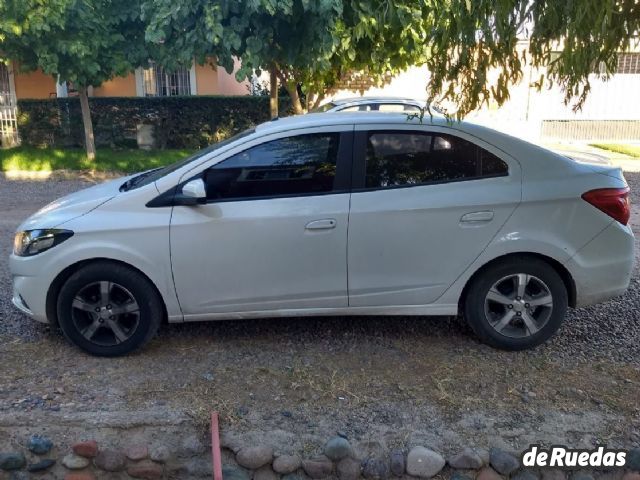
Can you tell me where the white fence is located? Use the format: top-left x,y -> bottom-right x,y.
0,92 -> 19,147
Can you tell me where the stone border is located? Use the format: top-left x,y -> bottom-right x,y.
1,433 -> 639,480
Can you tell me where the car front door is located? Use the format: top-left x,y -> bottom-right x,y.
347,125 -> 521,307
169,127 -> 353,318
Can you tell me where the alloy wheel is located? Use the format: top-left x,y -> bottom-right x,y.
484,273 -> 554,338
70,281 -> 140,346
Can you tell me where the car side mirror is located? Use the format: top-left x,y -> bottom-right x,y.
175,178 -> 207,206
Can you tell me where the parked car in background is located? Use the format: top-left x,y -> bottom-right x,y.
10,113 -> 634,356
313,96 -> 438,113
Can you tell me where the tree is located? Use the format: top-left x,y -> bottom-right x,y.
145,0 -> 640,119
0,0 -> 149,160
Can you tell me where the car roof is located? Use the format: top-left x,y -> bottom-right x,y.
330,96 -> 425,105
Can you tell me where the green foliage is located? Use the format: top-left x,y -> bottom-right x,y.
0,0 -> 149,88
17,96 -> 292,149
0,146 -> 193,173
590,143 -> 640,159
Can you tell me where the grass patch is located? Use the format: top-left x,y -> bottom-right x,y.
590,143 -> 640,159
0,146 -> 194,173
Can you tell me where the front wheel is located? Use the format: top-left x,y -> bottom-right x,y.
57,261 -> 163,356
463,257 -> 568,350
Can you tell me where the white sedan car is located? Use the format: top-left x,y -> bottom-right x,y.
313,96 -> 432,113
10,113 -> 634,356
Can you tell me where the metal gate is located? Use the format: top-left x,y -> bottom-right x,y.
0,63 -> 19,147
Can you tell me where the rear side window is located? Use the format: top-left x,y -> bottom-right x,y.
204,133 -> 339,200
364,131 -> 508,189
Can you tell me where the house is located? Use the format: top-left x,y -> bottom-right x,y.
0,59 -> 249,146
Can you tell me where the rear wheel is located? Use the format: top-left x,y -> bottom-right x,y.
57,261 -> 163,356
463,257 -> 568,350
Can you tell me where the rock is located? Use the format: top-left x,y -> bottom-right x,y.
9,472 -> 30,480
283,475 -> 305,480
94,449 -> 126,472
64,474 -> 96,480
61,453 -> 90,470
448,448 -> 484,469
181,435 -> 206,456
513,471 -> 539,480
541,470 -> 565,480
477,467 -> 503,480
127,461 -> 164,479
337,457 -> 362,480
73,440 -> 98,458
406,446 -> 445,478
183,458 -> 212,477
623,473 -> 640,480
451,473 -> 474,480
0,452 -> 26,471
27,458 -> 56,472
569,473 -> 594,480
363,457 -> 390,479
28,434 -> 53,454
236,446 -> 274,469
273,454 -> 302,474
254,465 -> 278,480
629,449 -> 640,472
126,444 -> 149,461
222,465 -> 251,480
325,436 -> 352,461
489,448 -> 520,475
302,456 -> 334,479
390,449 -> 405,476
149,444 -> 171,463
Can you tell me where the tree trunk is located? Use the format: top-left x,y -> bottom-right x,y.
285,80 -> 304,114
269,67 -> 279,119
78,86 -> 96,161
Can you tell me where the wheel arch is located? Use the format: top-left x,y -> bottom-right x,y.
458,252 -> 577,311
46,258 -> 169,328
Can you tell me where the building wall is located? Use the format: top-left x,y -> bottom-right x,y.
13,67 -> 57,99
195,63 -> 219,95
92,74 -> 137,97
217,58 -> 250,96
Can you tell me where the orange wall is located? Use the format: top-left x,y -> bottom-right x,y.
195,63 -> 218,95
13,68 -> 57,99
217,58 -> 250,95
93,74 -> 136,97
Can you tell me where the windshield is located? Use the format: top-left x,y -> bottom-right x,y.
125,128 -> 256,190
310,102 -> 337,113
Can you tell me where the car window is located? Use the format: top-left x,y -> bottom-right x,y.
377,103 -> 421,112
364,131 -> 508,189
341,104 -> 373,112
204,133 -> 340,200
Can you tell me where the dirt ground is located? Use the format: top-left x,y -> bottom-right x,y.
1,159 -> 639,463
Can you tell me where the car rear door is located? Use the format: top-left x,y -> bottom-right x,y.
347,124 -> 521,307
169,126 -> 353,318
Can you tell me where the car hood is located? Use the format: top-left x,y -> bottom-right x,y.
17,175 -> 131,231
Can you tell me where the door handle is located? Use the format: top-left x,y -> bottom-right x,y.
460,211 -> 494,223
305,219 -> 337,230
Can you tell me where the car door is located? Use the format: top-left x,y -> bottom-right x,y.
347,125 -> 521,307
169,127 -> 353,318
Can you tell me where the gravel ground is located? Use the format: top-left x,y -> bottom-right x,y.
1,167 -> 639,452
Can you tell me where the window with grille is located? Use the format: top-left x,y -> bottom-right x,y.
0,63 -> 11,98
143,62 -> 192,96
616,53 -> 640,74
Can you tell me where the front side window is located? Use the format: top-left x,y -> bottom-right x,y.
204,133 -> 340,201
365,131 -> 508,189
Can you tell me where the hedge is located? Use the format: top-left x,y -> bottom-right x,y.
17,96 -> 292,150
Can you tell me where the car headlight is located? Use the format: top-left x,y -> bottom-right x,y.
13,229 -> 74,257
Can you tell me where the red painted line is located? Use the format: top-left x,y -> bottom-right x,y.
211,411 -> 223,480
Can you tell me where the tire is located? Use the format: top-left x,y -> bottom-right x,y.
463,256 -> 568,350
57,261 -> 163,356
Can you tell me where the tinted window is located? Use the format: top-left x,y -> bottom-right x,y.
204,133 -> 339,200
365,131 -> 507,188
